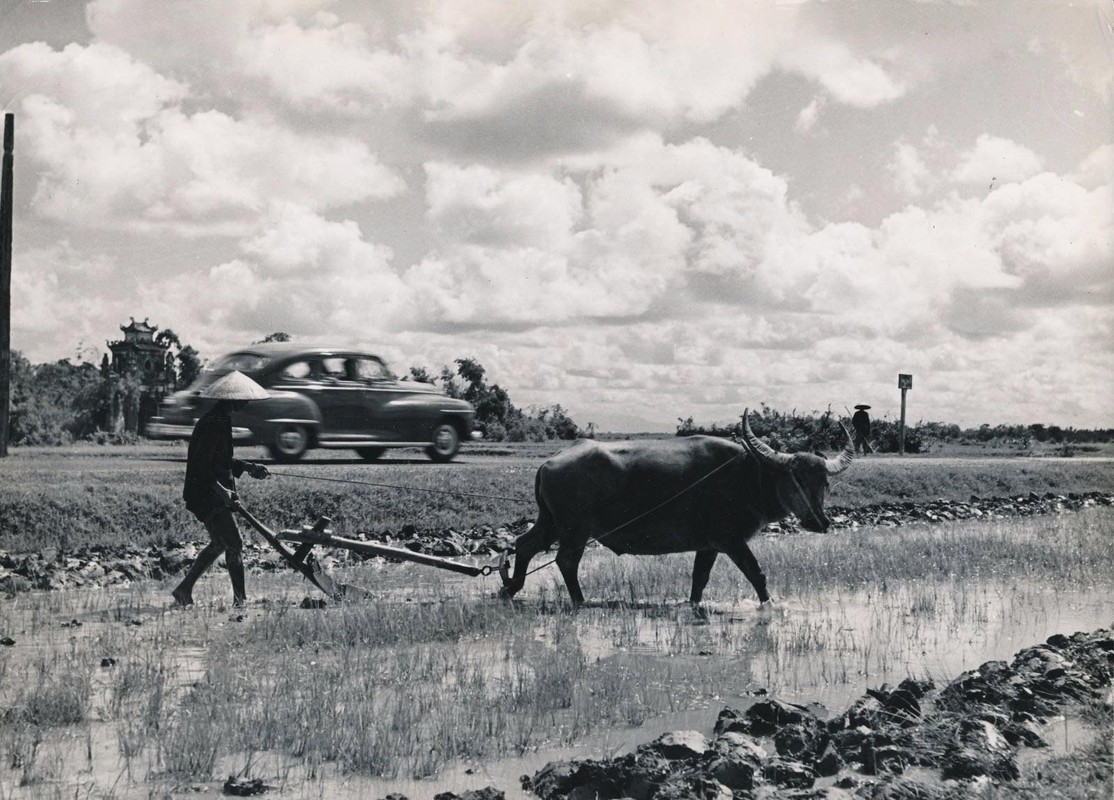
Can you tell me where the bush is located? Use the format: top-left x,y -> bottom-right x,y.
676,405 -> 926,454
413,357 -> 588,442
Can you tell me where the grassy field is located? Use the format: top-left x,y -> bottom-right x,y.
0,505 -> 1111,797
0,440 -> 1112,554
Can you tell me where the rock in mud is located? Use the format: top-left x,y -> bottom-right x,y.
704,753 -> 758,791
433,789 -> 505,800
712,730 -> 767,763
774,717 -> 829,762
813,740 -> 844,777
861,776 -> 952,799
743,698 -> 818,736
640,730 -> 710,760
222,776 -> 271,796
939,719 -> 1019,781
526,752 -> 670,800
763,757 -> 816,789
653,774 -> 733,800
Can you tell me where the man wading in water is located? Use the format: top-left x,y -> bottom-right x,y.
173,370 -> 271,607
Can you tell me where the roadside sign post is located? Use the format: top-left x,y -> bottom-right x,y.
897,373 -> 913,455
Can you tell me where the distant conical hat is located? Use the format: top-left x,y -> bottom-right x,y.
200,370 -> 269,400
854,404 -> 871,410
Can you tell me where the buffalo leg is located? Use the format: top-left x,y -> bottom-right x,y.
690,550 -> 718,604
499,514 -> 556,599
724,542 -> 770,603
555,544 -> 586,605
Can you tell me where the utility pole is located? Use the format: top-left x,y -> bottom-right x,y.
0,113 -> 13,458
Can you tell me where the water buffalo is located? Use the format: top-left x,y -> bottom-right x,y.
499,409 -> 854,605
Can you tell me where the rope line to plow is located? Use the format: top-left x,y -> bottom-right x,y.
271,454 -> 743,580
270,470 -> 530,503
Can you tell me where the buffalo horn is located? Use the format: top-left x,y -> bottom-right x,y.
825,423 -> 855,476
741,409 -> 793,472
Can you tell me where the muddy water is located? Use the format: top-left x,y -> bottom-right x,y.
2,516 -> 1112,799
290,573 -> 1112,800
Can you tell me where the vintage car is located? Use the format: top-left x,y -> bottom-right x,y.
146,343 -> 478,463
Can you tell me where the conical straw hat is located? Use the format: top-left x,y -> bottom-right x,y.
200,370 -> 270,400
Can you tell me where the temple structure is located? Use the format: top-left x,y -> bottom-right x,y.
106,318 -> 175,434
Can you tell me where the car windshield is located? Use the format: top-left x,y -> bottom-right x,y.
185,352 -> 271,391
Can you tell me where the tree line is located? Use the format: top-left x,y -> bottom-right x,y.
8,332 -> 1106,450
1,343 -> 590,446
677,406 -> 1114,454
6,331 -> 201,446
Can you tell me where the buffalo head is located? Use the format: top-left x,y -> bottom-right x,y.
739,408 -> 854,533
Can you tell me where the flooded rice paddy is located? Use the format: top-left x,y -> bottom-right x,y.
0,508 -> 1111,798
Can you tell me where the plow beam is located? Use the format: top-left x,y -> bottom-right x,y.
280,522 -> 500,578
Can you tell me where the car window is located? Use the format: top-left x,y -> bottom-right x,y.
279,361 -> 313,381
209,353 -> 270,374
321,358 -> 347,379
352,357 -> 393,382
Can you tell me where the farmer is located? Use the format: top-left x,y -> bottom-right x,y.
851,404 -> 874,454
173,370 -> 271,608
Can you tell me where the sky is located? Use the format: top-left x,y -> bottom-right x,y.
0,0 -> 1111,432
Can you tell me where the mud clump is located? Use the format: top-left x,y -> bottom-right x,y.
2,493 -> 1109,596
524,626 -> 1113,799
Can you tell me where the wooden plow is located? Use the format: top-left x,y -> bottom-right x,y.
235,503 -> 511,601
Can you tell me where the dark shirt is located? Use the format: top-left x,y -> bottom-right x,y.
852,410 -> 871,435
183,406 -> 249,521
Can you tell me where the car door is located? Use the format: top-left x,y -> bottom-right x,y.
270,358 -> 344,430
350,356 -> 412,440
314,357 -> 369,434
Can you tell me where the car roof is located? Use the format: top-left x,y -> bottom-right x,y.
224,343 -> 380,361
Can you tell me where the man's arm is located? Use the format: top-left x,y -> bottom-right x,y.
233,458 -> 269,479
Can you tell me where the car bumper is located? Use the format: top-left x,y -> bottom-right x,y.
146,420 -> 254,441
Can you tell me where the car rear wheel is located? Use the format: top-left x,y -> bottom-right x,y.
268,424 -> 310,463
426,422 -> 460,463
355,446 -> 384,462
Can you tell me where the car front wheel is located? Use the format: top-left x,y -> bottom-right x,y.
426,422 -> 460,463
268,423 -> 310,463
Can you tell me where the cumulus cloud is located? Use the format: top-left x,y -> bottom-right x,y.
404,136 -> 831,330
424,162 -> 582,249
4,1 -> 1110,429
951,134 -> 1043,188
779,40 -> 907,107
236,14 -> 416,112
890,141 -> 933,196
1074,144 -> 1113,188
1,40 -> 405,232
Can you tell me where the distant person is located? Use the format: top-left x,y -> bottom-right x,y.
852,404 -> 874,454
173,370 -> 271,608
